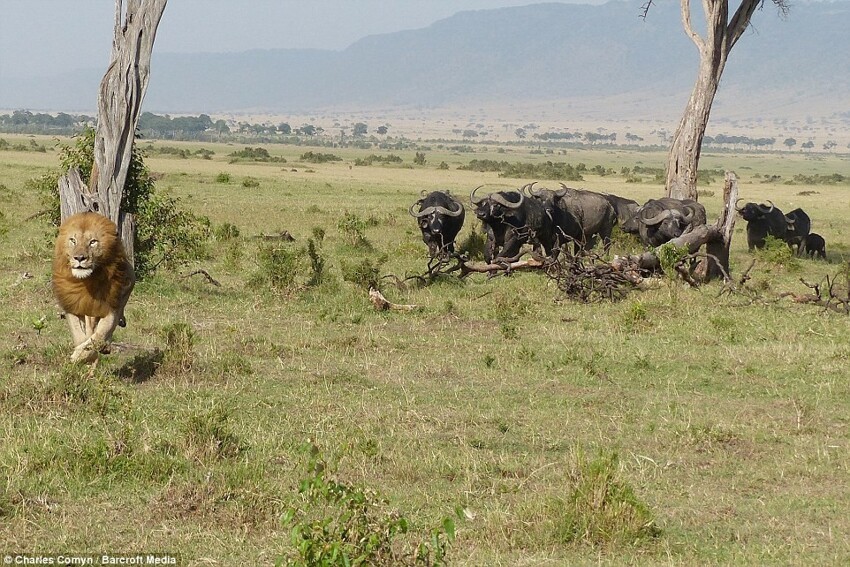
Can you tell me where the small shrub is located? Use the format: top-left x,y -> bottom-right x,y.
280,443 -> 456,566
213,222 -> 240,241
341,256 -> 384,289
654,242 -> 690,278
300,151 -> 342,164
242,177 -> 260,188
755,235 -> 799,270
337,212 -> 370,248
457,228 -> 485,260
306,238 -> 326,287
215,172 -> 231,183
182,401 -> 246,462
161,322 -> 195,372
250,244 -> 301,291
552,450 -> 659,547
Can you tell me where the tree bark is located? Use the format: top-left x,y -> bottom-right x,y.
57,0 -> 167,266
665,0 -> 779,200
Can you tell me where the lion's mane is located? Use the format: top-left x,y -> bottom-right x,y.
52,212 -> 133,319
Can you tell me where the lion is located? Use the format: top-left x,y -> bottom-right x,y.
52,212 -> 135,363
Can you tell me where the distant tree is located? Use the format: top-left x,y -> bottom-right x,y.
215,119 -> 230,137
802,141 -> 814,150
823,140 -> 837,151
783,137 -> 797,150
643,0 -> 790,200
413,152 -> 426,166
298,124 -> 317,136
515,128 -> 526,139
278,122 -> 292,135
376,125 -> 388,135
462,129 -> 478,138
353,123 -> 368,137
625,133 -> 644,143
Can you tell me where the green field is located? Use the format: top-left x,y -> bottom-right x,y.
1,133 -> 849,565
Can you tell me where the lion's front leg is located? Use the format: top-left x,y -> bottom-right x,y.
65,313 -> 90,347
71,311 -> 122,363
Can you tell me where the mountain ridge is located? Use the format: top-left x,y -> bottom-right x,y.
2,0 -> 847,123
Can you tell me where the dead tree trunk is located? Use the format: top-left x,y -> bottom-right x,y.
695,171 -> 738,280
57,0 -> 167,266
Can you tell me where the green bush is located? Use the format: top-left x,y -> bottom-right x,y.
215,172 -> 231,183
552,450 -> 659,547
249,244 -> 301,291
33,127 -> 210,280
337,212 -> 370,248
280,443 -> 456,566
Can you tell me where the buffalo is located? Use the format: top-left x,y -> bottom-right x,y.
409,190 -> 465,258
526,183 -> 616,251
470,185 -> 558,263
801,232 -> 826,259
736,200 -> 788,250
784,208 -> 811,255
635,197 -> 707,247
603,193 -> 641,234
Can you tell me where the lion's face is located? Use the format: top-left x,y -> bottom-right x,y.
56,212 -> 121,280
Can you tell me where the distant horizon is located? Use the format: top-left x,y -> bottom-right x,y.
0,0 -> 607,79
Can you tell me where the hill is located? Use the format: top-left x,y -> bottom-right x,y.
2,0 -> 849,124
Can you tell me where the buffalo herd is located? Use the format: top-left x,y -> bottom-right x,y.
410,185 -> 826,264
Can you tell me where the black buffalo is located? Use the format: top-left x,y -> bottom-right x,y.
522,184 -> 584,250
635,197 -> 707,247
526,183 -> 617,251
408,190 -> 465,258
784,208 -> 811,255
603,193 -> 641,234
470,185 -> 558,263
736,200 -> 788,251
801,232 -> 826,259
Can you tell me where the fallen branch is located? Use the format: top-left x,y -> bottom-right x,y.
181,269 -> 221,286
368,287 -> 417,311
460,257 -> 547,276
252,230 -> 295,241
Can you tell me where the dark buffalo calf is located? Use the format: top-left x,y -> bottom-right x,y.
801,232 -> 826,259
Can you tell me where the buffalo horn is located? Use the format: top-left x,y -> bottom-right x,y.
470,185 -> 488,205
410,203 -> 437,218
756,200 -> 775,213
734,198 -> 745,212
555,183 -> 570,198
638,207 -> 673,225
434,202 -> 464,217
408,200 -> 423,217
491,191 -> 524,209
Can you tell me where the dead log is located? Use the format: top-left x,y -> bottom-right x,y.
460,258 -> 547,276
368,288 -> 417,311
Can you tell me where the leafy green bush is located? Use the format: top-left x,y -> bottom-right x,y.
249,244 -> 301,291
215,172 -> 231,183
300,151 -> 342,164
337,212 -> 370,248
280,443 -> 456,566
242,177 -> 260,188
341,257 -> 384,289
32,127 -> 210,279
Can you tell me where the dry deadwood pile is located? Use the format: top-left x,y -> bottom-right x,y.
780,269 -> 850,314
545,251 -> 643,302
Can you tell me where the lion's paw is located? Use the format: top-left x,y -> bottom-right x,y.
71,341 -> 99,364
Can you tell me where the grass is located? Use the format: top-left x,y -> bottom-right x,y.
1,134 -> 849,564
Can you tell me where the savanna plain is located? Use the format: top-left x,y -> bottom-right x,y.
1,131 -> 849,565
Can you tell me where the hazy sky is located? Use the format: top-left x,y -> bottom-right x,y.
0,0 -> 606,78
